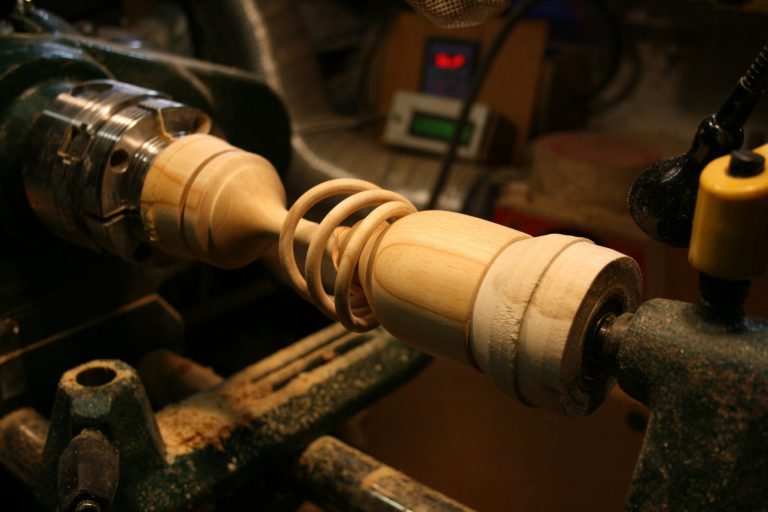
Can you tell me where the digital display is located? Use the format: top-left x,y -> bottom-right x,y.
434,52 -> 466,70
421,38 -> 479,99
408,111 -> 474,146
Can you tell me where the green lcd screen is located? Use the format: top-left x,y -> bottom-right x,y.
409,111 -> 474,146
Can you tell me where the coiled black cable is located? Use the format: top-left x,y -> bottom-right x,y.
426,0 -> 540,210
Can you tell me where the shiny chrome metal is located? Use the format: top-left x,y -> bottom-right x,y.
24,79 -> 210,262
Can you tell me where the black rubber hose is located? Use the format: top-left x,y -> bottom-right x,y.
426,0 -> 540,210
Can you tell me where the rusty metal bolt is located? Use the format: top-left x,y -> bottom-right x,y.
58,429 -> 119,512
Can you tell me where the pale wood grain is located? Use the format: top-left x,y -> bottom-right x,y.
472,235 -> 642,416
361,211 -> 529,366
140,135 -> 643,416
141,134 -> 315,268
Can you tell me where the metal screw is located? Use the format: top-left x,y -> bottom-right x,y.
74,499 -> 101,512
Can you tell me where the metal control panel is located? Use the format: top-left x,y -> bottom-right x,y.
384,90 -> 493,160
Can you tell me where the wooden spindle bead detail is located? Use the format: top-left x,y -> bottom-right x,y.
141,134 -> 297,269
471,235 -> 642,416
138,133 -> 643,416
279,178 -> 417,332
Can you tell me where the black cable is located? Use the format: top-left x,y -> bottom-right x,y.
356,4 -> 400,118
426,0 -> 540,210
590,35 -> 642,113
570,0 -> 623,101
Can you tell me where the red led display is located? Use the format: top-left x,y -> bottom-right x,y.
434,52 -> 467,70
422,38 -> 478,98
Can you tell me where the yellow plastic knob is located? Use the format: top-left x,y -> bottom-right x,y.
689,144 -> 768,280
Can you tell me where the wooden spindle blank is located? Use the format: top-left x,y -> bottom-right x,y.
139,134 -> 643,416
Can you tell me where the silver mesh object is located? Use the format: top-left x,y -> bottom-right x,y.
406,0 -> 511,28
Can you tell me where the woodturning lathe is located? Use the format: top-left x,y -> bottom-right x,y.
138,133 -> 643,417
